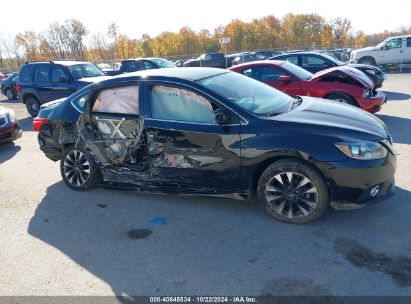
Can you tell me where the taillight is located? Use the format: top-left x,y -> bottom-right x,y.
33,117 -> 48,132
15,83 -> 21,93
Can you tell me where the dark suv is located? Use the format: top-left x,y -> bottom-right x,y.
183,53 -> 226,68
18,60 -> 108,116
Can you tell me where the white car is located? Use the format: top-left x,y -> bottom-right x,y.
350,35 -> 411,66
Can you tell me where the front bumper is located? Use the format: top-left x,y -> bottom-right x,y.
357,91 -> 387,113
316,152 -> 396,209
0,121 -> 22,144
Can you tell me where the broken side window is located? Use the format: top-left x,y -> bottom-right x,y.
150,85 -> 215,123
93,86 -> 139,115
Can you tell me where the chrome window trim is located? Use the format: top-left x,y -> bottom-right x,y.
70,78 -> 249,125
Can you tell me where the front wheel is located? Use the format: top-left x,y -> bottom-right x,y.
257,159 -> 329,224
358,57 -> 376,66
326,93 -> 357,107
60,146 -> 101,191
6,88 -> 15,100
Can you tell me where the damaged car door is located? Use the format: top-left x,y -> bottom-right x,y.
143,83 -> 242,194
77,83 -> 148,177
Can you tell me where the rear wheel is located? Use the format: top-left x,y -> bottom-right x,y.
257,159 -> 329,224
60,146 -> 101,191
326,93 -> 357,107
5,88 -> 15,100
25,96 -> 41,117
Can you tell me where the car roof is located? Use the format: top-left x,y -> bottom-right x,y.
26,61 -> 90,66
229,60 -> 286,69
274,51 -> 323,56
111,67 -> 229,82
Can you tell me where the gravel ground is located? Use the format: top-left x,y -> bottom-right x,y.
0,74 -> 410,297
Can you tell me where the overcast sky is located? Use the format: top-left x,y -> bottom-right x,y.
1,0 -> 410,39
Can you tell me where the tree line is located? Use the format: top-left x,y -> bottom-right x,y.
1,14 -> 410,71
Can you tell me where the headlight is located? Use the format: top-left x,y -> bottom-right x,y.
7,109 -> 16,123
336,141 -> 388,160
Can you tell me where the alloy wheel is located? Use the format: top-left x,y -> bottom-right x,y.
333,98 -> 348,104
6,89 -> 14,100
63,149 -> 91,186
265,172 -> 318,219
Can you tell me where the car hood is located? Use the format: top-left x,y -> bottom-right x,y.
273,97 -> 388,140
0,106 -> 10,115
352,46 -> 377,53
310,66 -> 374,89
347,63 -> 383,72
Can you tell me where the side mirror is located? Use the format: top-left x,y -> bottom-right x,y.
278,75 -> 292,82
214,108 -> 229,125
59,76 -> 69,83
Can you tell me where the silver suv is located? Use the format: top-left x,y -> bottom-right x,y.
350,35 -> 411,66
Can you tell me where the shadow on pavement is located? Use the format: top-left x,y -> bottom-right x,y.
0,141 -> 21,164
384,91 -> 411,101
377,114 -> 411,145
18,116 -> 33,132
27,180 -> 411,297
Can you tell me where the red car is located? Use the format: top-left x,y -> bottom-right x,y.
229,60 -> 387,113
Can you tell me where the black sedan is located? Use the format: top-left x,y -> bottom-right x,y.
269,52 -> 386,88
34,68 -> 396,224
1,73 -> 19,100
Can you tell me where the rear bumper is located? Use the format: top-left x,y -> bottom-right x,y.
316,152 -> 396,208
38,132 -> 62,161
357,91 -> 387,113
0,121 -> 22,144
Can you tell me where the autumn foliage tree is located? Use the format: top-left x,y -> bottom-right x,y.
1,14 -> 410,71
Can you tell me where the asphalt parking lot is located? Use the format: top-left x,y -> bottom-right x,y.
0,74 -> 410,297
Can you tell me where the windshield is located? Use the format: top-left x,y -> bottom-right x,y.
68,64 -> 105,79
281,62 -> 313,80
321,53 -> 344,66
151,58 -> 176,68
198,72 -> 294,115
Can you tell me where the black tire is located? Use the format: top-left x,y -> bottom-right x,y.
358,57 -> 376,66
25,96 -> 41,117
60,145 -> 101,191
257,159 -> 329,224
5,88 -> 15,100
326,93 -> 357,107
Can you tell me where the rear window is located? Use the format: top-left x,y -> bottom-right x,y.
19,65 -> 35,82
68,64 -> 105,79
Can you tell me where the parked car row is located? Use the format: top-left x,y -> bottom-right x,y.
5,51 -> 387,119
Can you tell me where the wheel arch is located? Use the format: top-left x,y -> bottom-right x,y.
358,56 -> 376,65
21,91 -> 40,104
